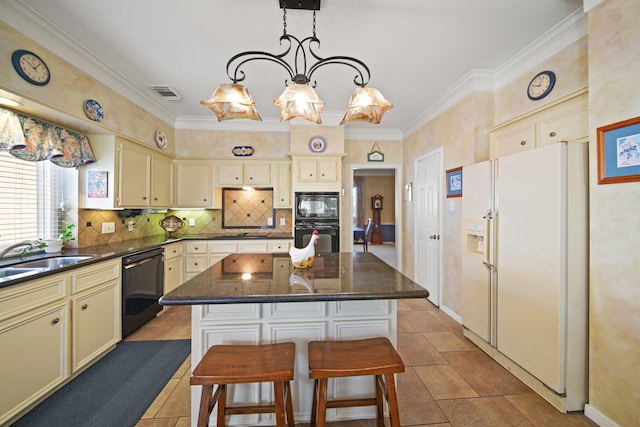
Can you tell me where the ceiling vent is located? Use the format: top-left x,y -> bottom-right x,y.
149,85 -> 183,101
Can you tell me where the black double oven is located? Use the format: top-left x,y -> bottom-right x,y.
294,192 -> 340,253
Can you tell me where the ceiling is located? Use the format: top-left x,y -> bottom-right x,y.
3,0 -> 584,138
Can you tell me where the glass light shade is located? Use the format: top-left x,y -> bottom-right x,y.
200,83 -> 262,121
273,83 -> 324,124
340,87 -> 393,125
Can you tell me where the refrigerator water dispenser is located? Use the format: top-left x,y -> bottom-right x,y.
462,219 -> 488,258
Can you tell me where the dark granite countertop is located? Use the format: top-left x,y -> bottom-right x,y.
0,233 -> 293,288
160,252 -> 429,305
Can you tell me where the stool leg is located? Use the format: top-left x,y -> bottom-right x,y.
273,380 -> 286,427
197,385 -> 214,427
385,373 -> 401,427
310,379 -> 318,426
284,381 -> 295,427
316,378 -> 328,427
216,384 -> 227,427
375,375 -> 384,426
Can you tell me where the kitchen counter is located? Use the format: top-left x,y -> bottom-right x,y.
161,252 -> 427,425
0,233 -> 293,288
160,252 -> 428,304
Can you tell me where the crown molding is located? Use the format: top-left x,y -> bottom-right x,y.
583,0 -> 603,13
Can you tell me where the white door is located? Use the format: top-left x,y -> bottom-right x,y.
414,149 -> 441,305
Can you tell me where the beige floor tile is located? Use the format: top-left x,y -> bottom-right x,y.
141,378 -> 181,419
173,417 -> 191,427
156,371 -> 192,418
398,310 -> 449,333
135,417 -> 180,427
438,396 -> 534,426
397,368 -> 450,425
423,331 -> 477,352
397,332 -> 447,366
505,393 -> 600,427
414,365 -> 479,400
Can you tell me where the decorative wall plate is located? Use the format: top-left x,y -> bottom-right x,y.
308,135 -> 326,153
83,99 -> 104,122
159,215 -> 184,233
232,146 -> 254,156
155,130 -> 167,149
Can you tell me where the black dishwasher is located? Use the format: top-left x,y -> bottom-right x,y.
122,247 -> 164,338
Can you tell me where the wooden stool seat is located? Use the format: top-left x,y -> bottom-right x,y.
308,337 -> 404,426
191,342 -> 295,427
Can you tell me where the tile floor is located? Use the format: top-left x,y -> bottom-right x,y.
129,299 -> 597,427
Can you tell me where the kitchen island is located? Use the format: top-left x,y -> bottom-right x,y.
160,252 -> 428,426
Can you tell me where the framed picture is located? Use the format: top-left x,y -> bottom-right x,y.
597,116 -> 640,184
446,167 -> 463,198
87,171 -> 108,198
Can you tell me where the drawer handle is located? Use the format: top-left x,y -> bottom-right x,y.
549,131 -> 557,137
82,304 -> 88,310
154,197 -> 158,201
203,198 -> 207,202
194,262 -> 198,266
520,140 -> 527,145
51,317 -> 60,325
142,196 -> 147,200
168,267 -> 172,271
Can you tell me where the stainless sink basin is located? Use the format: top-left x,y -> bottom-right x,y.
0,267 -> 44,280
11,255 -> 95,269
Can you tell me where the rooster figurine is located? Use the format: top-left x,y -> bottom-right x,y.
289,230 -> 319,269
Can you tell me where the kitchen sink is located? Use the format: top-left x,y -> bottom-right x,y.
0,267 -> 44,281
11,255 -> 95,269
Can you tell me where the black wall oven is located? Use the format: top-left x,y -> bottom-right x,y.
122,247 -> 164,338
294,192 -> 340,253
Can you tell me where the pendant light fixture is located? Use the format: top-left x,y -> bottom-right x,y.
201,0 -> 392,125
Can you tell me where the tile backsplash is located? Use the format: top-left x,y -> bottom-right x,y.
222,188 -> 275,229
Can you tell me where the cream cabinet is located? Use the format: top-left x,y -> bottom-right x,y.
175,159 -> 215,208
489,91 -> 588,159
80,135 -> 173,209
273,162 -> 291,208
163,242 -> 184,293
217,161 -> 271,186
70,259 -> 121,373
292,155 -> 342,192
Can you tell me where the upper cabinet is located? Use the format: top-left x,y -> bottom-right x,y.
217,161 -> 270,186
292,155 -> 342,192
489,91 -> 588,159
174,159 -> 215,208
273,162 -> 291,208
79,135 -> 173,209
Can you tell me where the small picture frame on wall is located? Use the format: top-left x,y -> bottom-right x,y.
446,167 -> 462,198
87,171 -> 108,198
597,115 -> 640,184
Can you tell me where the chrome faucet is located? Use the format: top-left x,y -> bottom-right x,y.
0,241 -> 42,259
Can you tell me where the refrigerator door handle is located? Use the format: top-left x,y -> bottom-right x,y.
483,209 -> 492,219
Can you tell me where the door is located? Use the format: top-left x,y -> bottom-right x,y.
414,149 -> 441,305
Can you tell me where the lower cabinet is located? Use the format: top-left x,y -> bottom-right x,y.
163,242 -> 184,294
0,258 -> 121,425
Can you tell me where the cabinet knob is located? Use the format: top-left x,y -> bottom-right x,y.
194,262 -> 198,266
82,304 -> 88,310
203,198 -> 207,202
142,196 -> 147,200
51,317 -> 60,325
520,141 -> 527,146
154,197 -> 158,201
549,131 -> 557,137
168,267 -> 172,271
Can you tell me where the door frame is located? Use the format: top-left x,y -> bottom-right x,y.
413,148 -> 443,306
348,163 -> 403,269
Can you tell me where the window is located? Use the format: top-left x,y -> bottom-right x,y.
0,152 -> 73,249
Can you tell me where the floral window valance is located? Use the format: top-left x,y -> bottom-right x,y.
0,107 -> 96,168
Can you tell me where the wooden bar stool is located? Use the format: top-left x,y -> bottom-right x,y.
191,342 -> 296,427
308,337 -> 404,427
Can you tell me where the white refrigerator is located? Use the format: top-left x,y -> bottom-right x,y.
461,142 -> 588,412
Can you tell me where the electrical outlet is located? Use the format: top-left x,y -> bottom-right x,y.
189,218 -> 195,227
102,222 -> 115,234
267,217 -> 273,226
280,218 -> 286,226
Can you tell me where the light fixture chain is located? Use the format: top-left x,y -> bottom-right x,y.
283,5 -> 287,36
312,8 -> 317,38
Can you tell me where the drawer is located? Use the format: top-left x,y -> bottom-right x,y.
209,241 -> 237,253
268,240 -> 291,253
185,254 -> 208,273
163,242 -> 184,259
491,122 -> 535,159
237,241 -> 268,253
186,242 -> 208,254
0,274 -> 67,322
538,108 -> 588,147
70,259 -> 120,294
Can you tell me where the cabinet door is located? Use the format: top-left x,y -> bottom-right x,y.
118,142 -> 151,207
490,122 -> 535,159
0,303 -> 69,424
72,282 -> 119,372
243,163 -> 270,185
317,158 -> 338,182
217,162 -> 243,185
152,153 -> 173,207
165,255 -> 184,293
175,160 -> 213,207
298,158 -> 317,181
538,107 -> 588,147
274,163 -> 291,208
